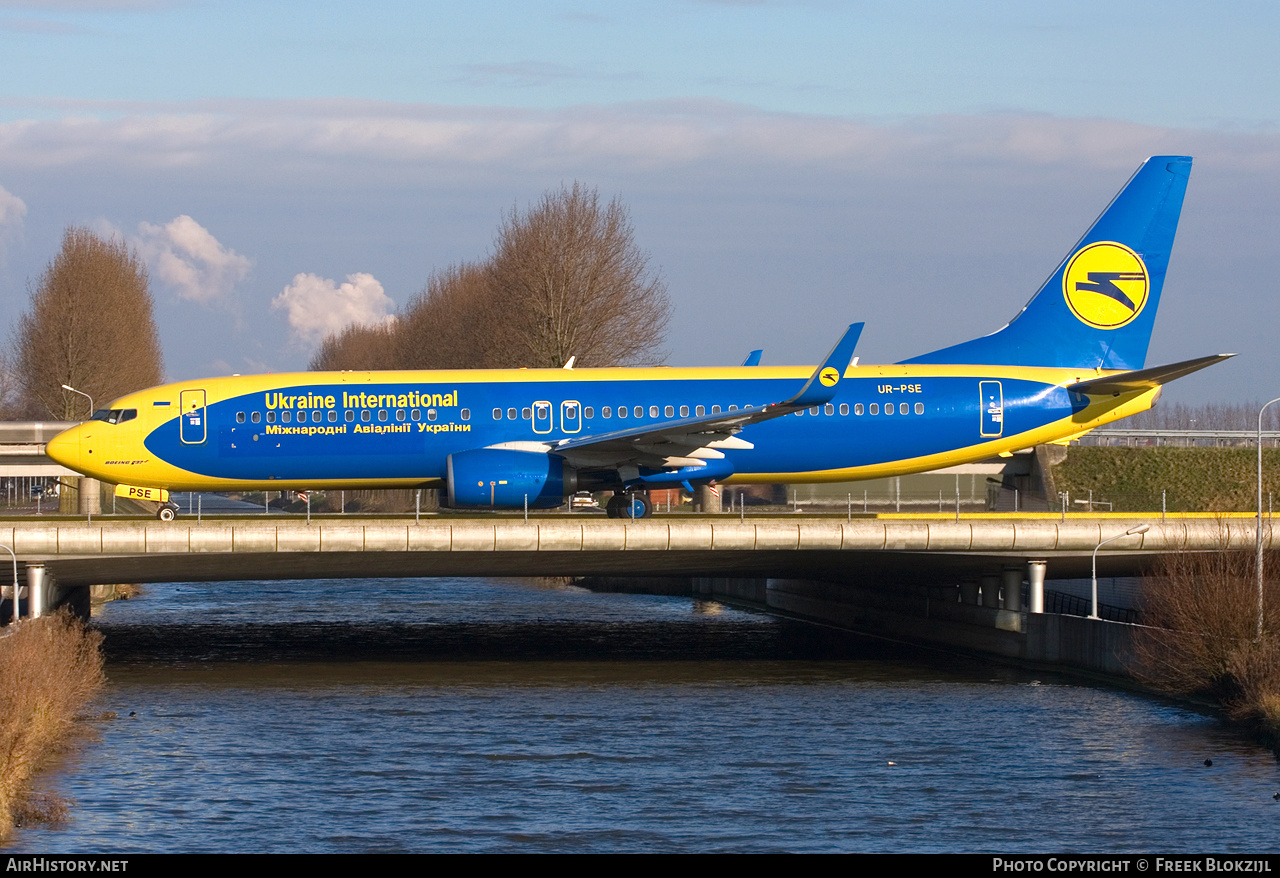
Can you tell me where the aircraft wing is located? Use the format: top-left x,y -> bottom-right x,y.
1066,353 -> 1235,396
520,324 -> 863,473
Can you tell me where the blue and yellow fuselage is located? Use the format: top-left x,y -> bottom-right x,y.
45,363 -> 1157,493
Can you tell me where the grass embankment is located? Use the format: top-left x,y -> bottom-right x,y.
1137,550 -> 1280,751
1055,447 -> 1280,512
0,613 -> 104,839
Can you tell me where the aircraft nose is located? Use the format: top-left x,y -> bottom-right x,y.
45,425 -> 82,472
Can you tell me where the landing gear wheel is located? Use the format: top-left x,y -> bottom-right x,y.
605,493 -> 626,519
157,503 -> 177,522
623,493 -> 652,520
605,492 -> 652,519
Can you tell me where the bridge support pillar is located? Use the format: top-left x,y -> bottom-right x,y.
693,484 -> 721,514
980,573 -> 1000,608
1001,566 -> 1023,612
26,563 -> 46,619
1027,560 -> 1047,614
960,579 -> 979,605
77,478 -> 101,515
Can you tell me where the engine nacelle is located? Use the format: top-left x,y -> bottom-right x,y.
446,448 -> 577,509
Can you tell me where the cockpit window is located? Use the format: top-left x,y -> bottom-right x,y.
90,408 -> 138,425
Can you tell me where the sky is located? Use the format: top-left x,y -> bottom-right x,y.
0,0 -> 1278,406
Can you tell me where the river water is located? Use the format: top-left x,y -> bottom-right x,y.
11,577 -> 1280,853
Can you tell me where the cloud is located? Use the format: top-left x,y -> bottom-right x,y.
135,215 -> 251,303
4,98 -> 1276,183
271,272 -> 396,348
0,183 -> 25,257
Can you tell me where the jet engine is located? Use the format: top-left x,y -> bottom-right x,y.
446,448 -> 578,509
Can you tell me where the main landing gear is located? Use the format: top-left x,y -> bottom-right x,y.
605,492 -> 652,520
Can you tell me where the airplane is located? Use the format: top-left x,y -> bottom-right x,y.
46,156 -> 1230,520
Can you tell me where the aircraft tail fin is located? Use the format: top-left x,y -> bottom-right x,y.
901,156 -> 1192,371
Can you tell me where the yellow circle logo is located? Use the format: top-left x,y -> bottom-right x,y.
819,367 -> 840,387
1062,241 -> 1149,329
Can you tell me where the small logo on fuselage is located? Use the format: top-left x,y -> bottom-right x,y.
1062,241 -> 1149,329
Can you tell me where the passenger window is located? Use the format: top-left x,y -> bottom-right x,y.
664,405 -> 674,417
680,405 -> 689,417
839,404 -> 849,416
712,405 -> 721,414
825,404 -> 834,415
649,406 -> 659,418
378,410 -> 388,422
809,406 -> 819,416
584,407 -> 594,419
267,411 -> 277,424
236,412 -> 245,423
411,409 -> 421,421
282,411 -> 292,423
493,408 -> 502,420
427,409 -> 437,421
884,404 -> 894,415
870,403 -> 879,415
728,405 -> 737,411
328,410 -> 338,422
461,409 -> 470,421
507,407 -> 517,420
344,410 -> 353,422
634,406 -> 643,418
617,406 -> 627,419
251,412 -> 261,424
899,403 -> 908,415
361,410 -> 371,422
914,402 -> 923,415
854,404 -> 864,416
696,405 -> 705,416
522,407 -> 532,420
396,409 -> 406,422
312,411 -> 322,423
602,406 -> 612,418
795,409 -> 803,416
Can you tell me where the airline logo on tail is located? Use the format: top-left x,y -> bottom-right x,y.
1062,241 -> 1149,329
819,367 -> 841,387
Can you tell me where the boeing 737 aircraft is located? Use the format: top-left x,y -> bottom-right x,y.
47,156 -> 1229,519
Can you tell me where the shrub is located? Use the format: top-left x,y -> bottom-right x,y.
0,612 -> 104,838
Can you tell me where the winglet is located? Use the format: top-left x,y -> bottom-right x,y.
783,323 -> 863,408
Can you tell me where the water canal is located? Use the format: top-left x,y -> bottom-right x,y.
11,577 -> 1280,853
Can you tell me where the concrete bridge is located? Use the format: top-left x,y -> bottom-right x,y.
2,513 -> 1266,680
0,512 -> 1262,604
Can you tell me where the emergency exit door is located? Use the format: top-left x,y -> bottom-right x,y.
180,389 -> 206,444
979,381 -> 1003,437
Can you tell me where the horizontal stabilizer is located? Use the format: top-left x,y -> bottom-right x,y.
1067,354 -> 1235,395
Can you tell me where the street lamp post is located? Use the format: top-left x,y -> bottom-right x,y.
60,384 -> 94,420
1256,398 -> 1280,640
1091,524 -> 1151,620
1,544 -> 17,625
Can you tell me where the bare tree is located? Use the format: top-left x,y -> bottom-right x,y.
309,183 -> 670,372
484,183 -> 669,368
14,227 -> 164,420
395,262 -> 491,370
309,322 -> 399,371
